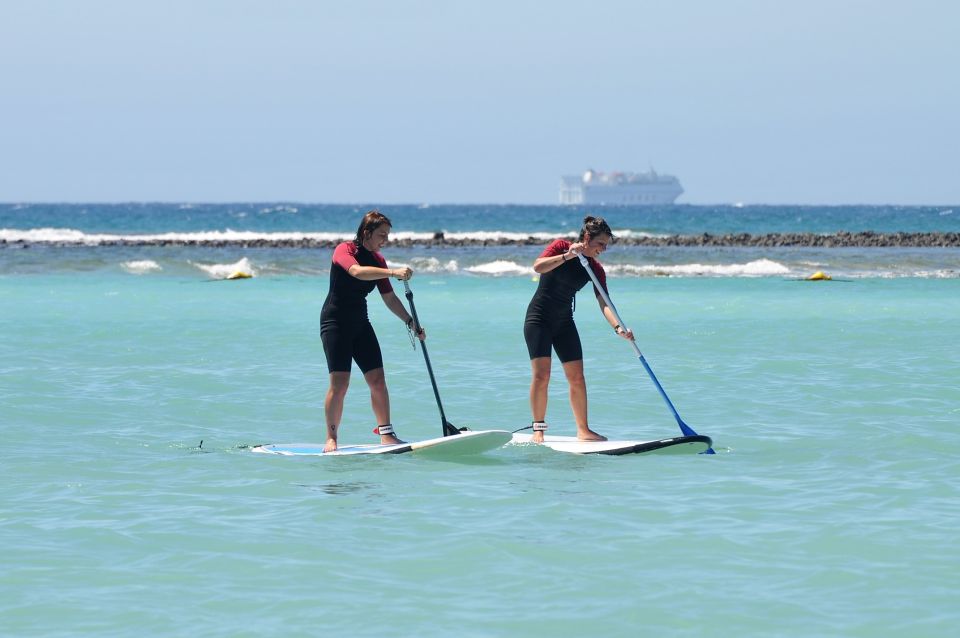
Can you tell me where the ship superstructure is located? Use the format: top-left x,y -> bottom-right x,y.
560,168 -> 684,205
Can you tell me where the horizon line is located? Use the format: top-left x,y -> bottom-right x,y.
2,201 -> 957,208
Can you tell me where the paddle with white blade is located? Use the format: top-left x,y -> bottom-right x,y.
577,254 -> 716,454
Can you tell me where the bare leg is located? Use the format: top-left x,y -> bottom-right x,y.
529,357 -> 551,443
562,359 -> 606,441
324,371 -> 351,452
364,367 -> 403,444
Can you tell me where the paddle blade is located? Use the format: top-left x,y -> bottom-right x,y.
670,416 -> 712,453
638,355 -> 715,453
442,419 -> 462,437
674,418 -> 715,454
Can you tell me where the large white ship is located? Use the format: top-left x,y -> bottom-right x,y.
560,168 -> 684,205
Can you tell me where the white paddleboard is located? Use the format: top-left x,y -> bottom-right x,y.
252,429 -> 512,458
510,432 -> 713,455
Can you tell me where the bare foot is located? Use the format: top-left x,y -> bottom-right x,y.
380,434 -> 405,446
323,438 -> 337,453
577,428 -> 607,441
532,430 -> 545,444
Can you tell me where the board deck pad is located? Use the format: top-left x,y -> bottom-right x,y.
510,432 -> 712,455
252,429 -> 512,457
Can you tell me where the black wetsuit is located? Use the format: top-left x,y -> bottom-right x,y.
523,239 -> 607,363
320,241 -> 393,373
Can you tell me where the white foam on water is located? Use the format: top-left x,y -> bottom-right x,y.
465,260 -> 533,277
121,260 -> 162,274
613,229 -> 667,239
0,227 -> 686,245
430,230 -> 562,242
897,269 -> 958,279
0,227 -> 354,244
431,230 -> 662,241
408,257 -> 459,273
1,228 -> 562,244
607,258 -> 791,277
1,227 -> 93,242
194,257 -> 257,279
384,257 -> 459,274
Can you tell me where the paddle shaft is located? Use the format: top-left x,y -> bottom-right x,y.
576,254 -> 714,451
403,280 -> 459,437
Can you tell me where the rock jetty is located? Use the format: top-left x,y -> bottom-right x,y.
3,231 -> 960,249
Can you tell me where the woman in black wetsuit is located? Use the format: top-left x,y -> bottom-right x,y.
320,210 -> 424,452
523,216 -> 635,443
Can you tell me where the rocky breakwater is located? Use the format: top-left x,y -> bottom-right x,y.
615,231 -> 960,248
3,231 -> 960,249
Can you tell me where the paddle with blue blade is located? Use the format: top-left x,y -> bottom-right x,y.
403,280 -> 461,437
577,254 -> 715,453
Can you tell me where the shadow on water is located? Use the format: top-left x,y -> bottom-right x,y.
294,481 -> 379,496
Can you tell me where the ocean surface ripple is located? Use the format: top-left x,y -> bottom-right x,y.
2,204 -> 958,636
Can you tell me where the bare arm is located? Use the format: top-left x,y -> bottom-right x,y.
347,264 -> 412,281
533,241 -> 584,274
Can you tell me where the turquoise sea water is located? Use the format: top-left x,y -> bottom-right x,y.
2,269 -> 958,636
4,203 -> 959,280
3,202 -> 959,235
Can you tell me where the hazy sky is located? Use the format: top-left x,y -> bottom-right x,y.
1,0 -> 957,204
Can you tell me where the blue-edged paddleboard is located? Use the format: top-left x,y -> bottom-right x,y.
510,432 -> 712,455
252,429 -> 512,458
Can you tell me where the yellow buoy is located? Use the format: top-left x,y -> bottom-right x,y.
806,271 -> 832,281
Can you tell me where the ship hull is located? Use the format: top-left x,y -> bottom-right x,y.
560,169 -> 684,205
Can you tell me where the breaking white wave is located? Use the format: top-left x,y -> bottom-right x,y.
398,258 -> 789,278
607,258 -> 791,277
880,269 -> 958,279
121,260 -> 162,275
1,227 -> 94,243
193,257 -> 257,279
0,227 -> 758,245
427,230 -> 561,242
0,227 -> 570,244
0,228 -> 354,244
0,227 -> 674,245
465,260 -> 533,277
384,257 -> 459,274
431,229 -> 661,241
613,229 -> 667,239
409,257 -> 459,273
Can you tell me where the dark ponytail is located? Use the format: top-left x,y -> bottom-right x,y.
577,215 -> 614,242
354,210 -> 392,246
